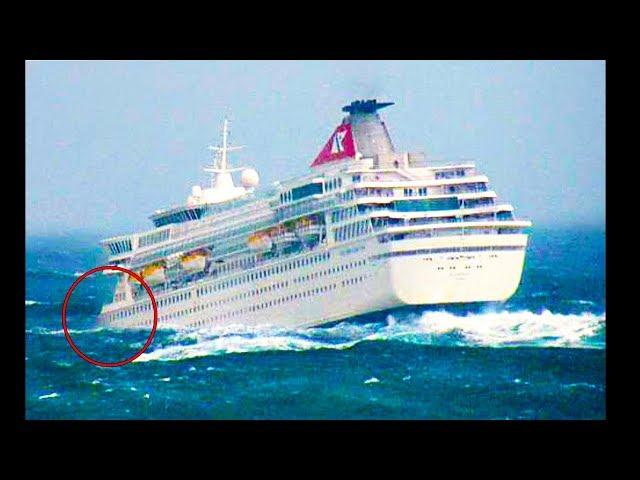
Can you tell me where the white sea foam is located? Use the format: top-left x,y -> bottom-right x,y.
567,299 -> 597,306
25,300 -> 46,306
26,326 -> 107,336
404,309 -> 605,348
133,309 -> 605,363
38,392 -> 59,400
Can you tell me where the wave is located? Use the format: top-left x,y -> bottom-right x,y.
566,299 -> 597,306
38,392 -> 60,400
26,268 -> 87,280
133,309 -> 606,363
26,326 -> 108,336
25,300 -> 47,306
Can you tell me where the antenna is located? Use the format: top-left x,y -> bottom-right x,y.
204,118 -> 245,188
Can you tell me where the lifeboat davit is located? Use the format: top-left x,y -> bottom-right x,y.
296,217 -> 322,239
273,230 -> 298,247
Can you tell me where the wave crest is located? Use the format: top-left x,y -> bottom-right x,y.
134,309 -> 605,363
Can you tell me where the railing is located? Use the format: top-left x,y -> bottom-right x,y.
275,196 -> 337,222
296,225 -> 323,236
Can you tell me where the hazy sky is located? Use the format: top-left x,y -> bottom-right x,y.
26,60 -> 605,237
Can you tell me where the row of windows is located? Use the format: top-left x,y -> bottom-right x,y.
354,187 -> 394,198
122,273 -> 370,329
332,198 -> 507,233
435,169 -> 467,179
445,183 -> 488,194
139,229 -> 170,248
110,255 -> 368,324
402,212 -> 513,226
194,258 -> 367,313
404,187 -> 428,197
196,251 -> 332,297
371,217 -> 405,229
334,220 -> 370,242
108,238 -> 132,255
393,197 -> 460,212
325,177 -> 342,191
340,190 -> 356,201
157,291 -> 192,308
293,259 -> 366,283
110,289 -> 195,321
108,299 -> 154,321
331,206 -> 358,223
436,264 -> 485,271
407,216 -> 459,226
377,227 -> 525,243
275,195 -> 337,223
370,245 -> 525,260
280,178 -> 345,205
210,254 -> 257,278
351,183 -> 486,199
461,198 -> 495,209
186,274 -> 368,327
152,206 -> 205,228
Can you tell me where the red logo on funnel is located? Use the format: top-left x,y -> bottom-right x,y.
310,124 -> 356,167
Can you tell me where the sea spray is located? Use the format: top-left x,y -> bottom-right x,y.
132,309 -> 605,363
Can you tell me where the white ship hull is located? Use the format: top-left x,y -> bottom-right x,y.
98,233 -> 527,330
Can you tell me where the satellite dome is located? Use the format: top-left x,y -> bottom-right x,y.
240,168 -> 260,188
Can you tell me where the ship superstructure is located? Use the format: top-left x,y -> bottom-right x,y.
99,100 -> 531,329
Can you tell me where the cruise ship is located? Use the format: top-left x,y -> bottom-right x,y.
99,99 -> 531,330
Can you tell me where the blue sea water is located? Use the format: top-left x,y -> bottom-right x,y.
25,227 -> 605,419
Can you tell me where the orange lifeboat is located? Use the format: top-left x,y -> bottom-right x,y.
140,262 -> 166,286
181,249 -> 208,273
247,231 -> 273,251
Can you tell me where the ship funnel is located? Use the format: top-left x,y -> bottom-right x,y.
342,99 -> 394,114
310,99 -> 395,168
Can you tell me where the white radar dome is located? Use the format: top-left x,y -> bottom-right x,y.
241,168 -> 260,188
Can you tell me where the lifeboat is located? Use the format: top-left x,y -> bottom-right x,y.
140,262 -> 166,286
181,249 -> 208,274
247,231 -> 273,251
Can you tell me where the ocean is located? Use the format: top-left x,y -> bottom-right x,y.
25,227 -> 606,420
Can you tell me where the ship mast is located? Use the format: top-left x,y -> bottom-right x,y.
186,116 -> 257,207
205,119 -> 244,189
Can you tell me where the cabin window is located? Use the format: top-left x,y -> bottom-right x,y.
393,197 -> 459,212
291,182 -> 323,201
